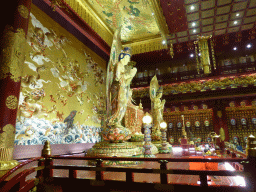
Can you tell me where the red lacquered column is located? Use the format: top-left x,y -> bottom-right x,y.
0,0 -> 31,171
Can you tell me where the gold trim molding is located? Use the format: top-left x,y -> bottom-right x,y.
226,105 -> 256,112
63,0 -> 113,45
133,73 -> 256,98
164,108 -> 213,116
148,0 -> 169,42
124,35 -> 167,55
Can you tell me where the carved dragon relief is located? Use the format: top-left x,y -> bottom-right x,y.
20,13 -> 106,119
51,57 -> 90,105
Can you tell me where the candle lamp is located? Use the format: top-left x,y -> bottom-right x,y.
143,112 -> 155,157
159,121 -> 171,153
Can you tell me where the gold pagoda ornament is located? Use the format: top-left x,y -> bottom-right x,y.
181,115 -> 187,139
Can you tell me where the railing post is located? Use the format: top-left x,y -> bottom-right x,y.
36,158 -> 45,178
69,168 -> 77,179
44,157 -> 53,178
199,174 -> 208,187
41,141 -> 53,180
159,160 -> 168,184
18,177 -> 26,191
126,171 -> 134,183
96,159 -> 103,181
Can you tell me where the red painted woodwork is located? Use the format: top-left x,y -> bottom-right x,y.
0,0 -> 32,131
160,0 -> 188,33
0,76 -> 21,132
1,152 -> 250,191
0,157 -> 42,183
13,0 -> 32,35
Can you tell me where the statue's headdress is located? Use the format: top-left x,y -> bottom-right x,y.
118,47 -> 131,61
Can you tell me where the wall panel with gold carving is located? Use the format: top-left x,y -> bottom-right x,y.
164,106 -> 213,145
226,100 -> 256,149
15,4 -> 106,145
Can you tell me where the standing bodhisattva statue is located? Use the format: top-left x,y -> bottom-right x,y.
107,47 -> 137,128
103,27 -> 137,142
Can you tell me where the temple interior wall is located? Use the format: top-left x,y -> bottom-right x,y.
14,4 -> 107,159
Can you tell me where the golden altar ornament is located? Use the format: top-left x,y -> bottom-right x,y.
0,124 -> 19,174
150,75 -> 165,141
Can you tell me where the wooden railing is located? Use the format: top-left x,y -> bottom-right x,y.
219,62 -> 256,75
50,156 -> 247,186
131,61 -> 256,88
0,157 -> 44,192
1,155 -> 255,191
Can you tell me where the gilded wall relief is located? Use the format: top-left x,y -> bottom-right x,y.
15,6 -> 106,145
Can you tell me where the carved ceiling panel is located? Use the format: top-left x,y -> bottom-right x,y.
86,0 -> 160,43
61,0 -> 256,54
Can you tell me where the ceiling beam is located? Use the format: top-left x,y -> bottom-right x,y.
123,34 -> 162,45
148,0 -> 169,44
123,34 -> 167,55
62,0 -> 114,45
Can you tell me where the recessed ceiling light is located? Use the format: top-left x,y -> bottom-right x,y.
236,13 -> 240,17
192,22 -> 196,27
193,29 -> 196,33
162,40 -> 166,44
247,44 -> 252,48
190,54 -> 194,58
234,21 -> 238,25
191,5 -> 195,10
233,47 -> 237,50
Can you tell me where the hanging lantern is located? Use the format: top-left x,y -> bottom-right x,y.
223,34 -> 229,45
176,43 -> 183,53
196,36 -> 211,74
167,38 -> 174,58
169,43 -> 174,58
194,41 -> 200,74
249,28 -> 256,40
235,32 -> 242,42
187,41 -> 194,51
210,37 -> 216,70
211,37 -> 216,47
